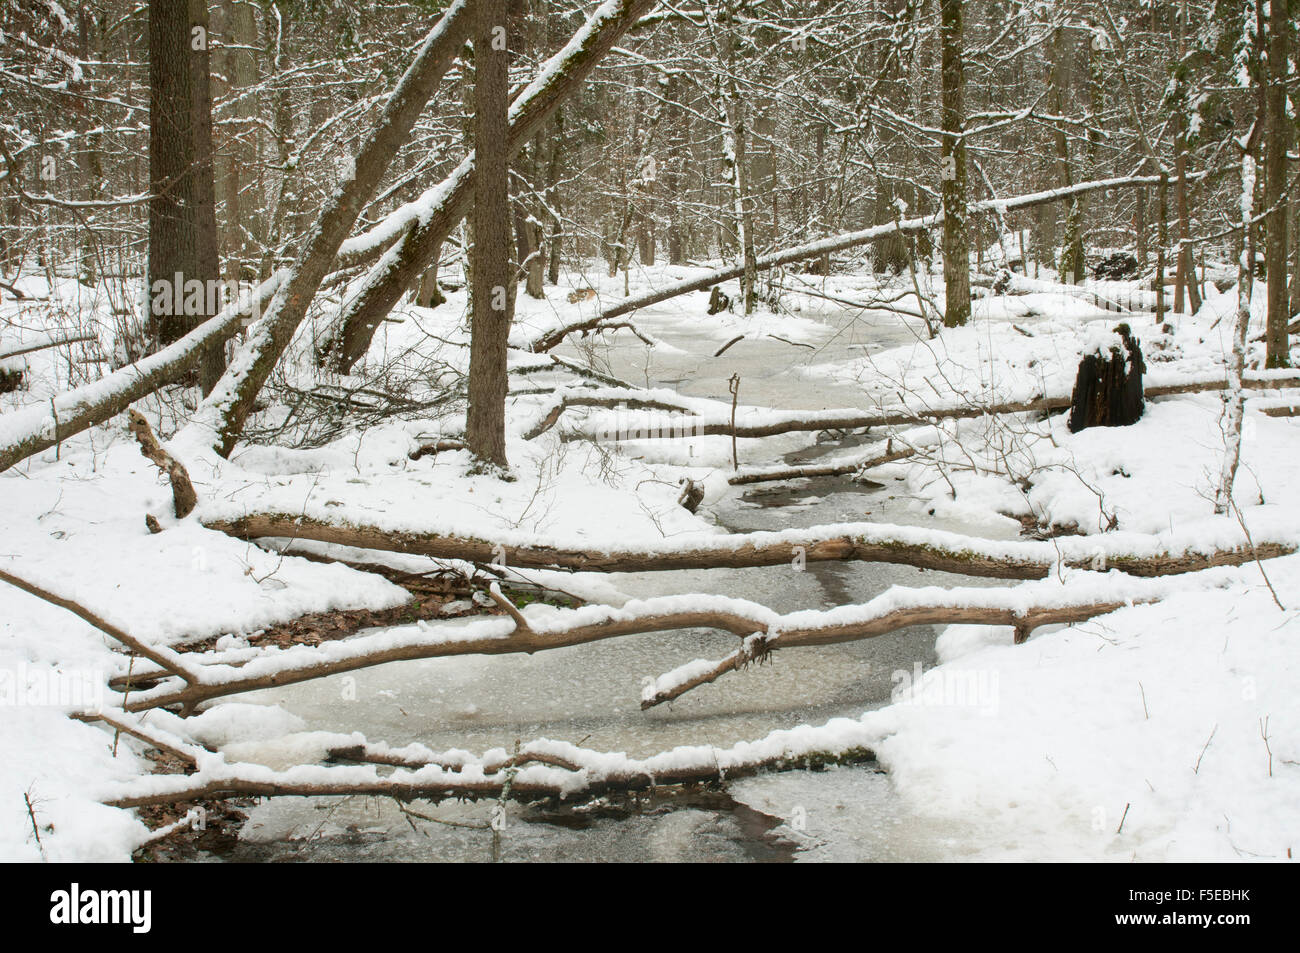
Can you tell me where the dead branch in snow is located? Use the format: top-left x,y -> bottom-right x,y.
127,410 -> 197,519
639,596 -> 1141,708
525,315 -> 655,353
521,387 -> 702,440
202,512 -> 1293,581
0,567 -> 201,684
0,333 -> 97,361
727,440 -> 917,485
408,439 -> 466,460
71,710 -> 203,767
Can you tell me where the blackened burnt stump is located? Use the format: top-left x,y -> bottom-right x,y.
1068,323 -> 1146,433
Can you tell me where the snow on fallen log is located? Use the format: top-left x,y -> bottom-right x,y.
0,271 -> 286,473
121,565 -> 1251,712
95,567 -> 1246,809
547,372 -> 1300,443
96,715 -> 882,809
202,507 -> 1297,580
596,171 -> 1208,323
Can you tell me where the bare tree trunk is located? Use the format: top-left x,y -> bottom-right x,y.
939,0 -> 969,327
465,0 -> 513,468
1265,0 -> 1291,367
147,0 -> 198,348
1049,27 -> 1084,284
189,0 -> 224,394
1156,172 -> 1168,323
1218,154 -> 1256,513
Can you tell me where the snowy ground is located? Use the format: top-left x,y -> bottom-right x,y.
1,258 -> 1297,862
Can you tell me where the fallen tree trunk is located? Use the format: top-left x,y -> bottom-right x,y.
595,172 -> 1201,323
727,441 -> 917,485
202,511 -> 1292,580
0,273 -> 285,473
99,726 -> 879,809
121,571 -> 1213,711
550,373 -> 1300,443
328,0 -> 659,374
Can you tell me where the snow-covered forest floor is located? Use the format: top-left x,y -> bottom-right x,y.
2,259 -> 1297,862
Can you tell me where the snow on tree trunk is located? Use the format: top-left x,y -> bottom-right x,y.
1217,154 -> 1256,514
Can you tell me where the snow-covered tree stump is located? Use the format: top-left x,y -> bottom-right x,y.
1067,323 -> 1146,433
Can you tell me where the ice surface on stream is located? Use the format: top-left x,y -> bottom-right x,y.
225,302 -> 1017,861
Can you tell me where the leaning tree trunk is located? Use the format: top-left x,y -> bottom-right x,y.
329,0 -> 658,373
187,0 -> 473,456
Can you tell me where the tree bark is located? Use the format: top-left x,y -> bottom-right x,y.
465,0 -> 513,468
939,0 -> 970,327
204,512 -> 1292,581
1265,0 -> 1291,367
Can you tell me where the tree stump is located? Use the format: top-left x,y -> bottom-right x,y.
1067,323 -> 1146,433
707,286 -> 731,315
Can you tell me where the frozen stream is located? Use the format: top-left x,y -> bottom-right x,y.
218,297 -> 1016,862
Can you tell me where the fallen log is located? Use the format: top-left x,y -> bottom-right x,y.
554,373 -> 1300,443
202,511 -> 1292,580
520,386 -> 706,440
120,571 -> 1213,712
727,440 -> 917,485
525,315 -> 654,353
0,272 -> 285,473
595,172 -> 1205,324
639,595 -> 1136,709
99,728 -> 879,809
